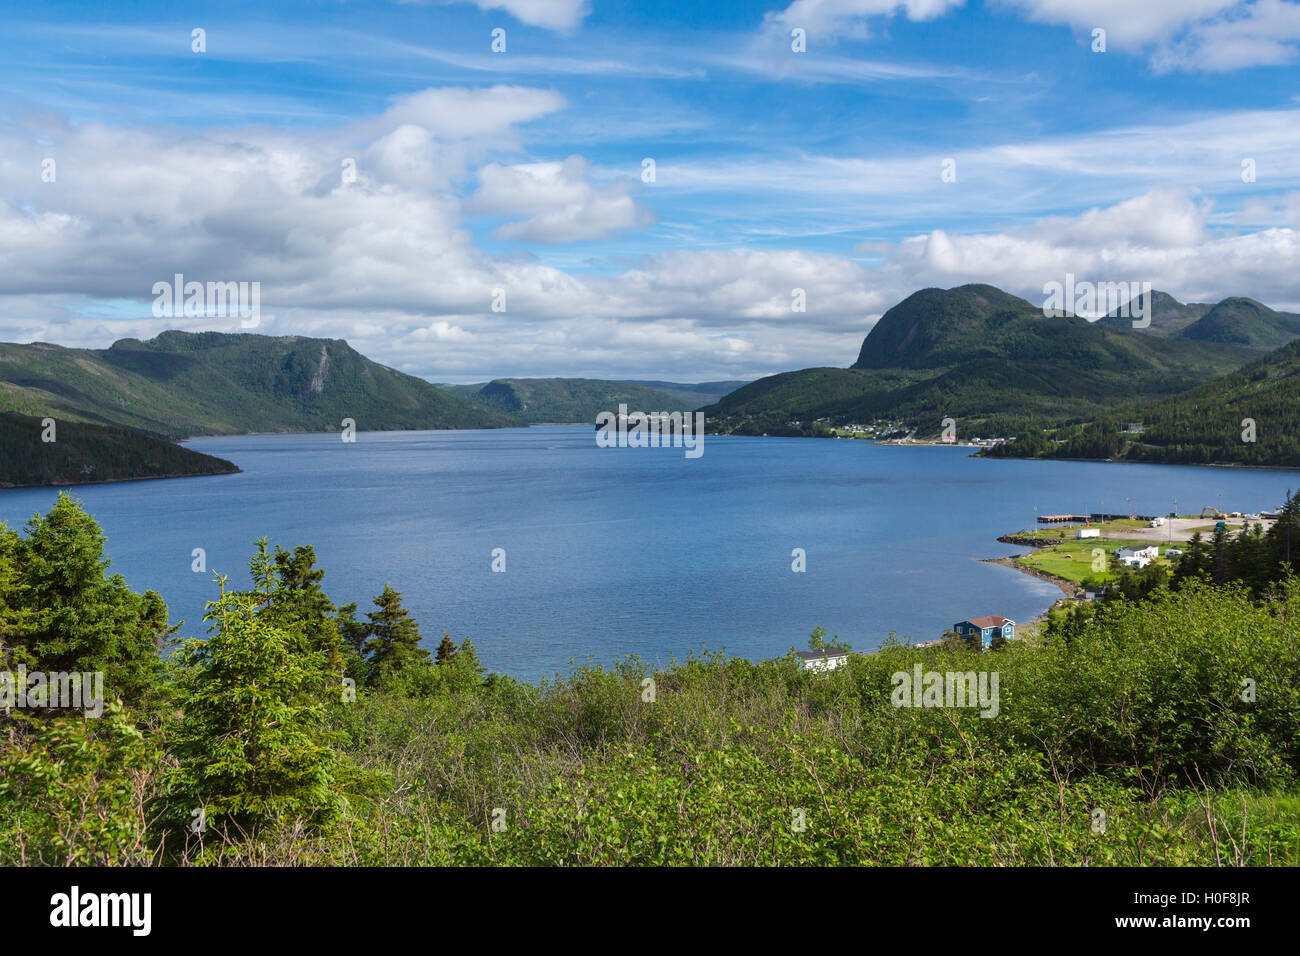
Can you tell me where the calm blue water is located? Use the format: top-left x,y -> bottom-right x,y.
1,428 -> 1296,681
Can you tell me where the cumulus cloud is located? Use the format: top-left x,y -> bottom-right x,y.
877,188 -> 1300,313
471,156 -> 653,242
4,88 -> 1300,383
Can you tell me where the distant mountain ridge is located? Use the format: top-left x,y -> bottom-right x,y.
703,284 -> 1262,438
1098,290 -> 1300,350
0,331 -> 520,439
1095,290 -> 1214,337
446,378 -> 748,424
0,330 -> 520,487
622,380 -> 750,408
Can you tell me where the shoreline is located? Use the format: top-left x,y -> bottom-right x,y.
706,428 -> 1300,472
973,451 -> 1300,473
0,466 -> 243,492
982,554 -> 1083,630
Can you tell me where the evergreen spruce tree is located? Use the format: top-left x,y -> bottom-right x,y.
435,633 -> 458,663
363,585 -> 430,687
1209,524 -> 1230,584
270,544 -> 345,673
1265,490 -> 1300,575
336,603 -> 371,657
165,571 -> 343,835
456,638 -> 483,676
9,493 -> 166,710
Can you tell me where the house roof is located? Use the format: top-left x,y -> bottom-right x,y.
962,615 -> 1014,629
796,648 -> 849,660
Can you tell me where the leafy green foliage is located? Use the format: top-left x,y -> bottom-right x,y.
0,705 -> 158,865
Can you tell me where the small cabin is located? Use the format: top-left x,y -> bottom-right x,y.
796,648 -> 849,672
953,614 -> 1015,650
1075,528 -> 1100,539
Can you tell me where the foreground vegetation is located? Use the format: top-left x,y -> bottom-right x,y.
1,495 -> 1298,865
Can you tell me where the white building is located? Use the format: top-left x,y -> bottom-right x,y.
1116,544 -> 1160,569
1116,545 -> 1159,561
796,648 -> 849,672
1075,528 -> 1100,539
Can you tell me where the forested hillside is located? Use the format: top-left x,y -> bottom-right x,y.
0,330 -> 520,486
1098,290 -> 1300,351
988,338 -> 1300,466
0,412 -> 239,488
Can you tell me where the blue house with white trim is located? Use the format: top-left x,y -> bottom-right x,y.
953,614 -> 1015,650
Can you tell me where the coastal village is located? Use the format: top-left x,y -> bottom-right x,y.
989,505 -> 1277,635
796,503 -> 1279,670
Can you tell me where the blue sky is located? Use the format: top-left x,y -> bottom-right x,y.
2,0 -> 1299,381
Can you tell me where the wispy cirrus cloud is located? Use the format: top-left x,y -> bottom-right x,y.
1000,0 -> 1300,72
418,0 -> 593,32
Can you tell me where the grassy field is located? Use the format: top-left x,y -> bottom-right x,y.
1007,518 -> 1150,544
1011,521 -> 1175,585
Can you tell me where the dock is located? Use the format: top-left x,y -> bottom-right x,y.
1037,512 -> 1157,524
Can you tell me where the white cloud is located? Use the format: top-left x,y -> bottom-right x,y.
768,0 -> 967,36
471,156 -> 653,242
358,86 -> 567,143
446,0 -> 592,32
5,91 -> 1300,383
1000,0 -> 1300,72
760,0 -> 1300,73
878,188 -> 1300,313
